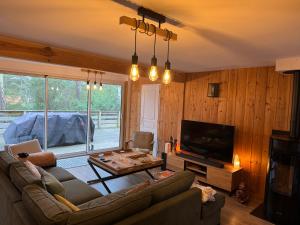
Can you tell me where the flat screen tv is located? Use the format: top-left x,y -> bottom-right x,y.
180,120 -> 235,163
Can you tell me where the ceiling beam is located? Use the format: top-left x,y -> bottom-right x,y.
0,35 -> 185,82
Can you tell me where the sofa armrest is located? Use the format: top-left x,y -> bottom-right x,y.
114,188 -> 202,225
27,152 -> 57,168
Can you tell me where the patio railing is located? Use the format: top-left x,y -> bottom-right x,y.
0,110 -> 121,135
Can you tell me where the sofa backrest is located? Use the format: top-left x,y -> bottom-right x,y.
146,170 -> 195,205
0,150 -> 19,176
22,184 -> 72,225
9,161 -> 43,192
67,188 -> 152,225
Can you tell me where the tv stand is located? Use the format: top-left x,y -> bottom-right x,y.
166,152 -> 243,192
176,152 -> 224,168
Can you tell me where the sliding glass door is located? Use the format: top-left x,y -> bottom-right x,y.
0,73 -> 45,149
47,78 -> 88,155
89,84 -> 123,152
0,73 -> 123,156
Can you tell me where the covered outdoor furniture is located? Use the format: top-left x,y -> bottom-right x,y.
4,112 -> 95,148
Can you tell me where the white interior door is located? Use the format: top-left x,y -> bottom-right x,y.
140,84 -> 160,155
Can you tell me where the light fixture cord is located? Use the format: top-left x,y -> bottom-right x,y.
134,28 -> 137,55
153,27 -> 157,57
94,71 -> 97,82
87,71 -> 90,81
167,38 -> 170,61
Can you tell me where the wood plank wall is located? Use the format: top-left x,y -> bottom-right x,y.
126,66 -> 293,200
184,67 -> 293,199
127,77 -> 185,151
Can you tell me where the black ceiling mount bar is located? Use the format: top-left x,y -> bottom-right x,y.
138,7 -> 166,25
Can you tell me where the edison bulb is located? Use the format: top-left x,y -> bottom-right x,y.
149,66 -> 158,81
99,84 -> 103,91
162,69 -> 171,84
86,82 -> 90,90
93,82 -> 97,90
130,64 -> 139,81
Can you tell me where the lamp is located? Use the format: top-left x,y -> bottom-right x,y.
233,154 -> 241,168
130,23 -> 140,81
86,71 -> 91,90
149,29 -> 158,81
93,71 -> 97,90
162,31 -> 172,85
99,72 -> 104,91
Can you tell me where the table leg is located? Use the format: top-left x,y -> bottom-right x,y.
88,161 -> 112,194
145,169 -> 155,179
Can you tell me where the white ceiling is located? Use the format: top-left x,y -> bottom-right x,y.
0,0 -> 299,72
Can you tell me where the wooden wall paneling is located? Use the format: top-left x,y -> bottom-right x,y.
183,66 -> 293,200
249,67 -> 268,198
217,70 -> 229,124
225,70 -> 237,124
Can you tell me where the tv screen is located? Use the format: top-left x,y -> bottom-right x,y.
180,120 -> 235,163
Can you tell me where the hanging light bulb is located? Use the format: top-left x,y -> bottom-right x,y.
99,72 -> 104,92
130,54 -> 139,81
149,29 -> 158,81
93,71 -> 97,90
162,61 -> 171,84
130,25 -> 139,81
86,71 -> 91,90
162,33 -> 172,85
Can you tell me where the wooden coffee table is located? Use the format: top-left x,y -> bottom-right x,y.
87,149 -> 165,193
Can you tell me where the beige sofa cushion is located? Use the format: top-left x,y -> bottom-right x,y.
22,184 -> 72,225
68,188 -> 152,225
9,161 -> 42,192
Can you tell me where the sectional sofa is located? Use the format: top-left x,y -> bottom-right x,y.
0,150 -> 225,225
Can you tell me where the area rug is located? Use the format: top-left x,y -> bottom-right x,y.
57,156 -> 88,169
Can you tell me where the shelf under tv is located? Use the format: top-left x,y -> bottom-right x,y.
167,151 -> 243,192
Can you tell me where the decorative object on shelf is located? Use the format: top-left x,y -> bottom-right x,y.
164,142 -> 171,154
119,7 -> 177,84
233,154 -> 241,168
175,142 -> 181,153
207,83 -> 220,97
235,182 -> 249,204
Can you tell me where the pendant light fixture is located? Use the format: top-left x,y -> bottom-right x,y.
149,27 -> 158,81
86,70 -> 91,90
99,72 -> 104,91
93,71 -> 97,90
129,21 -> 140,81
162,30 -> 172,85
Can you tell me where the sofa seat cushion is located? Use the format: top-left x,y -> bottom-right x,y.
10,161 -> 42,192
45,166 -> 76,182
22,184 -> 72,225
0,150 -> 18,176
62,179 -> 102,205
201,193 -> 225,218
146,170 -> 195,205
67,188 -> 152,225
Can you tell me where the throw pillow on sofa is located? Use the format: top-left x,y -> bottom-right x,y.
38,167 -> 66,197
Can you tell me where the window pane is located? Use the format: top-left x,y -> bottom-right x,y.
0,73 -> 45,149
47,78 -> 88,155
90,84 -> 122,151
